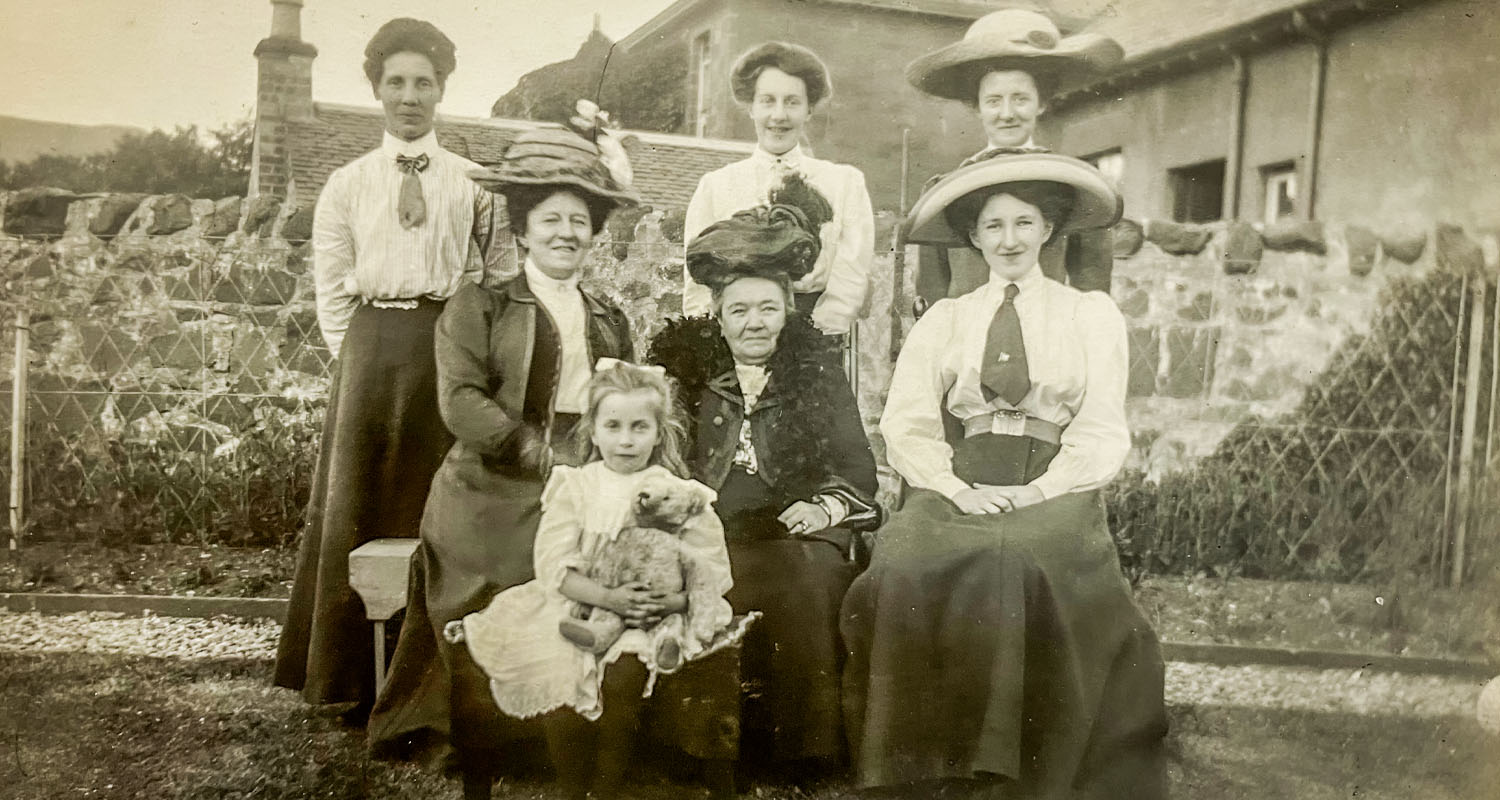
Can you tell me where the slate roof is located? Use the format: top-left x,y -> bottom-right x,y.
1089,0 -> 1315,63
284,103 -> 753,210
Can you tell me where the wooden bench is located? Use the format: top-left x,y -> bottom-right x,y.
348,537 -> 420,690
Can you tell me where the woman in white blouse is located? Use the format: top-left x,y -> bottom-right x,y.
841,151 -> 1168,798
682,41 -> 874,338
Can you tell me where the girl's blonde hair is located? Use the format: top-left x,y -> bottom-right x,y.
572,361 -> 691,478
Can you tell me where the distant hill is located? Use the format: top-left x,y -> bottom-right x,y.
0,115 -> 142,164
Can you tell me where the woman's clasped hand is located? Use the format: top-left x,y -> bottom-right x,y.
951,483 -> 1044,515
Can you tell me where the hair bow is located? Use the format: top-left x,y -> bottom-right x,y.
594,357 -> 666,377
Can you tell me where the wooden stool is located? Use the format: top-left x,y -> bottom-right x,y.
348,538 -> 420,691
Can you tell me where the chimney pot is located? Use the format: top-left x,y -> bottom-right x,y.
270,0 -> 305,40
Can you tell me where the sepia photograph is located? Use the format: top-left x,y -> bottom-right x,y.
1,1 -> 1497,797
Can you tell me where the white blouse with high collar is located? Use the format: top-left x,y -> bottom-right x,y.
880,264 -> 1130,501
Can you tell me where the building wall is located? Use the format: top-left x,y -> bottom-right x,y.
1045,62 -> 1234,220
1045,0 -> 1500,230
1317,0 -> 1500,229
1238,42 -> 1314,220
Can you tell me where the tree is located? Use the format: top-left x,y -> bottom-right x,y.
0,117 -> 252,198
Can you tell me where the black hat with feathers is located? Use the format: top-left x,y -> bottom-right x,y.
686,171 -> 832,291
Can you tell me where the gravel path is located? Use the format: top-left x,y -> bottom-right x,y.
0,610 -> 1487,720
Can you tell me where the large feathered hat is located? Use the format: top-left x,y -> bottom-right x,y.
686,172 -> 832,291
906,6 -> 1122,102
468,127 -> 639,209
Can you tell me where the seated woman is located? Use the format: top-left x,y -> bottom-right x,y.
650,193 -> 880,775
366,125 -> 637,799
841,151 -> 1168,798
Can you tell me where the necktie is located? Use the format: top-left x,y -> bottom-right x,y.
396,153 -> 429,229
981,283 -> 1030,406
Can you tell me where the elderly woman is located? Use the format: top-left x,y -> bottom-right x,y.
841,152 -> 1168,798
683,41 -> 874,340
906,4 -> 1123,306
366,127 -> 636,800
650,190 -> 880,774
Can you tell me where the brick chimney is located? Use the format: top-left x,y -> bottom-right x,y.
250,0 -> 318,200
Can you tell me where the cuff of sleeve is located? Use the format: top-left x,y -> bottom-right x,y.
814,493 -> 849,527
1027,474 -> 1066,501
810,301 -> 853,335
932,475 -> 971,500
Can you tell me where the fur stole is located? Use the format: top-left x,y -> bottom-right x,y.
647,314 -> 847,493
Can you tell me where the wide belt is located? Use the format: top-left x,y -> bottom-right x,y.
365,295 -> 444,310
962,410 -> 1062,445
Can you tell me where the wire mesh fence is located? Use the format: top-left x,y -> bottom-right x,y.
3,230 -> 1496,585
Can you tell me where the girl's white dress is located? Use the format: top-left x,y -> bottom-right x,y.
455,462 -> 738,721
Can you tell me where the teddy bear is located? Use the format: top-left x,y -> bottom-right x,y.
558,472 -> 720,672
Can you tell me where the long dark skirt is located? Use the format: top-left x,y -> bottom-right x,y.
719,467 -> 858,765
274,301 -> 451,708
841,434 -> 1168,797
366,435 -> 558,774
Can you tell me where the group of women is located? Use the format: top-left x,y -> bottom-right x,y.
276,5 -> 1167,799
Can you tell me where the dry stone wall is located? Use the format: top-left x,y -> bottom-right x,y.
3,187 -> 1492,536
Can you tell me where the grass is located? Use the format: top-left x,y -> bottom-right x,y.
1,652 -> 1495,800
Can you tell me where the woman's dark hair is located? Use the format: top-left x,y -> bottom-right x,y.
363,18 -> 457,90
943,181 -> 1075,245
502,185 -> 613,238
730,42 -> 832,107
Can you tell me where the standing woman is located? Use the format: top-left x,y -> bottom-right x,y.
366,127 -> 636,800
651,198 -> 880,774
906,4 -> 1123,307
275,18 -> 494,717
683,42 -> 874,341
842,152 -> 1168,798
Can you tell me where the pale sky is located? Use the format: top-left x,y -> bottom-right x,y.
0,0 -> 677,131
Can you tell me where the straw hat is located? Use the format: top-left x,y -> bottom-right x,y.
468,127 -> 640,208
906,7 -> 1123,102
904,150 -> 1122,246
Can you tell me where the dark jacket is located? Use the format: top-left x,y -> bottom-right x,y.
434,274 -> 633,475
648,315 -> 879,531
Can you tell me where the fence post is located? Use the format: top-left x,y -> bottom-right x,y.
9,307 -> 29,552
890,127 -> 910,361
1452,277 -> 1489,587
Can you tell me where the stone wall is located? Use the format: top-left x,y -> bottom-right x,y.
3,186 -> 1491,511
1112,215 -> 1497,481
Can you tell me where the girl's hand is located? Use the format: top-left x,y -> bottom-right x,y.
603,581 -> 663,622
952,485 -> 1044,515
778,501 -> 831,536
640,591 -> 688,627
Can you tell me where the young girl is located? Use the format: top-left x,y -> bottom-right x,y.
445,359 -> 740,799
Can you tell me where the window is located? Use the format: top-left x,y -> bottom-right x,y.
1261,162 -> 1298,224
1085,149 -> 1124,189
692,31 -> 712,137
1169,159 -> 1226,223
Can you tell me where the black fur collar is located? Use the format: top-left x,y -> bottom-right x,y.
647,314 -> 843,492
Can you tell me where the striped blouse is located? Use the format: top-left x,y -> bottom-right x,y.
312,129 -> 495,357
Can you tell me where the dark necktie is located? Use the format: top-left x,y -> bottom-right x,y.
396,153 -> 429,229
981,283 -> 1030,406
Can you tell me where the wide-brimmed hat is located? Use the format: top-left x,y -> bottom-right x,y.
687,204 -> 821,291
469,126 -> 640,208
904,150 -> 1122,246
907,7 -> 1123,102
